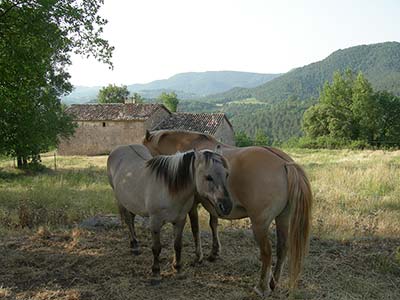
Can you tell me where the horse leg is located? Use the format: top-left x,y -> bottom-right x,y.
208,214 -> 221,261
150,217 -> 162,285
271,210 -> 290,290
188,203 -> 203,264
119,205 -> 140,255
252,219 -> 273,298
172,217 -> 187,272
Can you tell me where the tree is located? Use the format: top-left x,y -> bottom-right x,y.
235,131 -> 253,147
0,0 -> 113,168
373,91 -> 400,146
159,92 -> 179,112
303,70 -> 358,140
351,73 -> 378,141
254,129 -> 270,146
97,84 -> 129,103
130,92 -> 144,104
302,69 -> 400,148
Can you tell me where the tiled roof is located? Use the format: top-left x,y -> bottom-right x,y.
153,112 -> 231,135
66,104 -> 170,121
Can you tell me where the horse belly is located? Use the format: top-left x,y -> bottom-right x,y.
115,178 -> 148,217
223,204 -> 248,219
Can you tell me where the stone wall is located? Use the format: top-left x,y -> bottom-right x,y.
214,119 -> 235,146
58,120 -> 146,155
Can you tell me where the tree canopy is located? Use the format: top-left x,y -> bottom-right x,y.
97,84 -> 129,104
0,0 -> 113,167
159,92 -> 179,112
302,70 -> 400,147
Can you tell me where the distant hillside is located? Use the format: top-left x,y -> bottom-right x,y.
128,71 -> 280,97
205,42 -> 400,103
62,86 -> 101,104
62,71 -> 280,104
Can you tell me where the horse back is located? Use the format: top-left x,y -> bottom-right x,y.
107,144 -> 152,188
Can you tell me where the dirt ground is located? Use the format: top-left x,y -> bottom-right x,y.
1,223 -> 399,300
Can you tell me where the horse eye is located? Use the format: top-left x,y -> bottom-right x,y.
226,173 -> 229,179
206,175 -> 213,182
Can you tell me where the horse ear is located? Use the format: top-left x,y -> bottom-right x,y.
193,148 -> 202,161
145,130 -> 151,141
214,144 -> 223,155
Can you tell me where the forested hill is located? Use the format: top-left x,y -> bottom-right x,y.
204,42 -> 400,103
127,71 -> 280,97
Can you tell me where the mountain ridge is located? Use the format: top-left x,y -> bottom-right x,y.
203,41 -> 400,103
62,71 -> 281,104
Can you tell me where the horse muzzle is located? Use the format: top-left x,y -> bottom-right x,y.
216,197 -> 233,216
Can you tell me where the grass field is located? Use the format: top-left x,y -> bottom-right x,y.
1,149 -> 399,299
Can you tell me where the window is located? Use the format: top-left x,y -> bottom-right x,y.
102,122 -> 106,127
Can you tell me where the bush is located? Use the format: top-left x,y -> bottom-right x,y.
283,136 -> 354,149
349,140 -> 369,150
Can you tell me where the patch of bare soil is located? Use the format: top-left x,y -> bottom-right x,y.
1,225 -> 399,300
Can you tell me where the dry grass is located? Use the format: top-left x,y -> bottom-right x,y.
1,149 -> 400,299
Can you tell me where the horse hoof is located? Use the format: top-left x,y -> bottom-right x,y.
149,278 -> 161,286
253,286 -> 271,298
190,257 -> 203,266
269,278 -> 276,291
207,254 -> 219,262
176,272 -> 187,280
132,248 -> 141,256
172,264 -> 182,272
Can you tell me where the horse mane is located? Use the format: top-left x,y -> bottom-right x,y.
146,149 -> 228,195
146,151 -> 195,194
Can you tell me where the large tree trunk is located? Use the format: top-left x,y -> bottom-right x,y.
17,156 -> 23,168
16,155 -> 28,168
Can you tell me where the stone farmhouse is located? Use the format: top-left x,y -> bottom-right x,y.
58,103 -> 235,155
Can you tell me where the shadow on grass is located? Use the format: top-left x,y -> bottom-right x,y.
1,226 -> 399,300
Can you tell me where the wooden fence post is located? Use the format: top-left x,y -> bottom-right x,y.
54,152 -> 57,170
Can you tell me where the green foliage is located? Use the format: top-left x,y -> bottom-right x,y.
97,84 -> 129,103
227,97 -> 311,144
234,131 -> 253,147
130,92 -> 144,104
0,0 -> 113,167
303,70 -> 400,148
159,92 -> 179,112
254,129 -> 270,146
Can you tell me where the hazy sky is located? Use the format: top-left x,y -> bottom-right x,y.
68,0 -> 400,86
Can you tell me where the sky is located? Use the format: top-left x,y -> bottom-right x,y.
68,0 -> 400,87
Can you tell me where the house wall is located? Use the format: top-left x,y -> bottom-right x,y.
214,119 -> 235,146
58,120 -> 146,155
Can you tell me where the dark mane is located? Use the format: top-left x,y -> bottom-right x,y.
146,151 -> 195,194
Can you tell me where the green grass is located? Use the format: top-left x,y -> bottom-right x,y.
0,155 -> 115,232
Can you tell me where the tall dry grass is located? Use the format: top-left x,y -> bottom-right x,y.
1,149 -> 399,240
289,149 -> 400,239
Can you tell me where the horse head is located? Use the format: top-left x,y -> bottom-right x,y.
193,149 -> 232,216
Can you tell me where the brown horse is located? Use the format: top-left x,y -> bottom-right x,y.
143,130 -> 312,297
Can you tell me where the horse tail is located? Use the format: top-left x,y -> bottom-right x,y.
285,162 -> 313,289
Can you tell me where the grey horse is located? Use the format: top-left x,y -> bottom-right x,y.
107,144 -> 232,283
